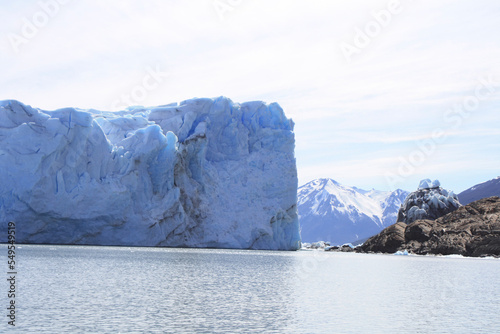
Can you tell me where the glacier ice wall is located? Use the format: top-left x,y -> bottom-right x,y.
0,97 -> 300,250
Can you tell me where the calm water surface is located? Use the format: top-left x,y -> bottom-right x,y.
2,245 -> 499,333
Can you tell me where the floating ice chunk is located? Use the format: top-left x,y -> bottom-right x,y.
311,241 -> 328,249
394,250 -> 409,256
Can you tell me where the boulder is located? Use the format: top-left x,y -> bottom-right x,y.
404,220 -> 433,242
358,222 -> 406,254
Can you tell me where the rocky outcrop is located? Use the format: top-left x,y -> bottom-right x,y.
396,179 -> 461,225
325,244 -> 355,252
359,196 -> 500,257
357,222 -> 406,253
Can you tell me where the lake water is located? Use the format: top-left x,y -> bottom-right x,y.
2,245 -> 499,333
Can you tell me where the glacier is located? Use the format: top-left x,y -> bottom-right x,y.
397,179 -> 461,225
0,97 -> 301,250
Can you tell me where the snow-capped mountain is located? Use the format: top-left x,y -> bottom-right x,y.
298,178 -> 409,245
458,177 -> 500,205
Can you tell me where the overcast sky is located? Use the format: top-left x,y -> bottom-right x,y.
1,0 -> 499,192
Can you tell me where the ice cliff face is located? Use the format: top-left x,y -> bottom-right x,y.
0,97 -> 300,250
396,179 -> 461,225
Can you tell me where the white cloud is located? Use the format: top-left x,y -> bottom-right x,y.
1,0 -> 499,191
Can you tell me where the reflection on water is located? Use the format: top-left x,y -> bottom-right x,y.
3,245 -> 500,333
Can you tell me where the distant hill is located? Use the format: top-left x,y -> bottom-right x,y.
298,178 -> 409,245
458,177 -> 500,205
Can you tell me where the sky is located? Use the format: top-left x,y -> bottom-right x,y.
1,0 -> 499,193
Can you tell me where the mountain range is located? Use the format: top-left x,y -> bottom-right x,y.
299,176 -> 500,246
298,178 -> 409,245
458,177 -> 500,205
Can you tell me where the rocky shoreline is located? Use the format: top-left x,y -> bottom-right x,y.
358,196 -> 500,258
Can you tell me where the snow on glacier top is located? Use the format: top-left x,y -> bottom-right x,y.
418,179 -> 441,190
